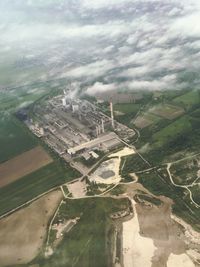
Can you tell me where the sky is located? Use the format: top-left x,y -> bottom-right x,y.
0,0 -> 200,94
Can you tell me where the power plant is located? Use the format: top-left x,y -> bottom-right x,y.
26,89 -> 135,159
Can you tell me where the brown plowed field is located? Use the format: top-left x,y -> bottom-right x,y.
0,146 -> 53,188
0,190 -> 63,266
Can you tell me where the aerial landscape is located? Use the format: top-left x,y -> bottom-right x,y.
0,1 -> 200,267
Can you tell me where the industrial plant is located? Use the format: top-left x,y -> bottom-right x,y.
25,88 -> 135,162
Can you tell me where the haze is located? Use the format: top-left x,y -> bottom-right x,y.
0,0 -> 200,93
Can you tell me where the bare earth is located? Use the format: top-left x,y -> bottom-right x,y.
0,146 -> 53,188
122,191 -> 199,267
0,190 -> 62,267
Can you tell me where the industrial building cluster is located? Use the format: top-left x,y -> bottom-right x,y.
26,88 -> 135,162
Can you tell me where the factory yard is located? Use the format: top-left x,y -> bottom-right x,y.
0,190 -> 62,267
0,146 -> 53,188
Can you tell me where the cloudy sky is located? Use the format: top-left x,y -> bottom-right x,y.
0,0 -> 200,93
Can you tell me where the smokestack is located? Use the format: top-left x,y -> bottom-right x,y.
101,119 -> 105,133
110,101 -> 115,129
98,125 -> 101,135
96,126 -> 99,137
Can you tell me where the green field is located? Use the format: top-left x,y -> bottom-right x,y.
0,114 -> 37,163
114,103 -> 141,126
36,197 -> 130,267
173,90 -> 200,110
152,116 -> 192,148
0,162 -> 80,216
120,154 -> 149,179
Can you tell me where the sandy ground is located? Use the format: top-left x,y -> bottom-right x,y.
122,200 -> 156,267
168,253 -> 195,267
90,147 -> 136,185
121,192 -> 198,267
0,190 -> 62,267
90,158 -> 121,184
0,146 -> 53,188
108,147 -> 135,159
67,180 -> 87,197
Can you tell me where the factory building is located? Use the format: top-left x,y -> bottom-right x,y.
67,132 -> 121,155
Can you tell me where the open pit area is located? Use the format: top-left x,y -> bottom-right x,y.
0,190 -> 62,267
0,146 -> 53,188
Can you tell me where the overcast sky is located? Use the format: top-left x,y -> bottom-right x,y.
0,0 -> 200,93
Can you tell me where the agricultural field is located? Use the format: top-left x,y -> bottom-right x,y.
148,103 -> 184,120
0,146 -> 53,188
35,197 -> 130,267
172,89 -> 200,110
113,103 -> 142,126
0,190 -> 62,267
133,113 -> 161,129
152,115 -> 192,148
0,114 -> 37,163
0,161 -> 80,216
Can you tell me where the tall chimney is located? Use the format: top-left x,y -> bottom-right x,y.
110,101 -> 115,129
101,119 -> 105,133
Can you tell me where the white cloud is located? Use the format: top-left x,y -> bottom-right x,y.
86,82 -> 117,95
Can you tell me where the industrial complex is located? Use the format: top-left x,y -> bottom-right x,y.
25,88 -> 135,164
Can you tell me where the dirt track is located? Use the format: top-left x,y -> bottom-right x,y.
0,190 -> 62,267
0,146 -> 53,188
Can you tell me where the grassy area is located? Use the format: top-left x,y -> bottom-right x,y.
152,116 -> 192,148
120,154 -> 149,177
0,114 -> 37,163
114,103 -> 141,114
114,103 -> 142,127
36,197 -> 130,267
0,162 -> 80,216
170,156 -> 200,186
173,90 -> 200,110
190,185 -> 200,205
138,169 -> 200,231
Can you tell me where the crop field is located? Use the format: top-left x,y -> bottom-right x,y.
114,103 -> 141,114
0,146 -> 53,188
173,89 -> 200,110
37,197 -> 130,267
149,103 -> 184,120
152,116 -> 192,148
0,162 -> 80,216
113,103 -> 142,126
134,113 -> 161,129
0,114 -> 37,163
0,190 -> 62,267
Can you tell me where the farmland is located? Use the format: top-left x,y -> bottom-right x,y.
0,146 -> 53,188
0,114 -> 36,163
173,89 -> 200,110
148,103 -> 184,120
152,115 -> 192,148
0,190 -> 62,267
0,161 -> 80,216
